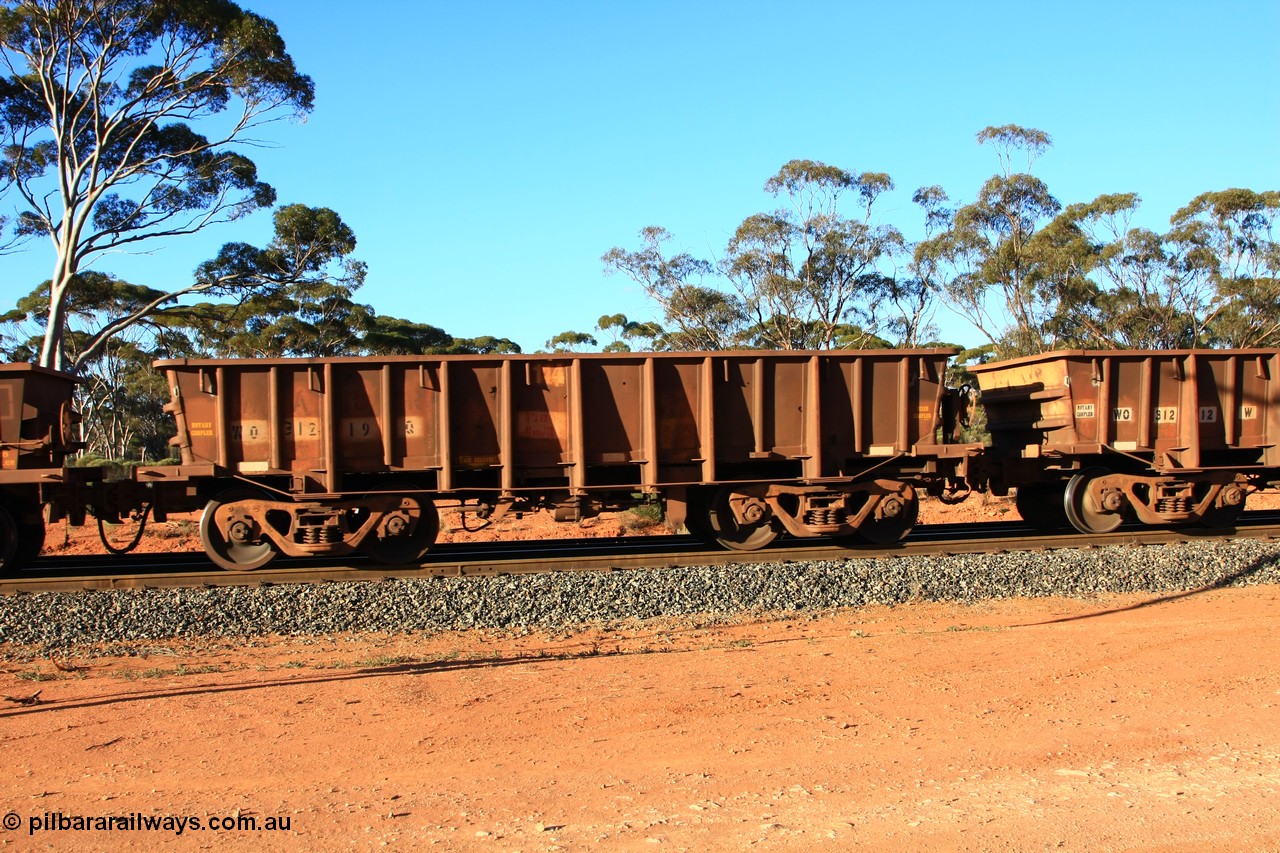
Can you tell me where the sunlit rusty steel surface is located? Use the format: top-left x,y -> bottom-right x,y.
148,349 -> 966,494
972,349 -> 1280,472
0,363 -> 80,479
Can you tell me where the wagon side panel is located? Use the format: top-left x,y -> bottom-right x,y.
652,357 -> 705,482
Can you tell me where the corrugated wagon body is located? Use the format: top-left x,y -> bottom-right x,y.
972,349 -> 1280,533
149,349 -> 973,568
0,363 -> 84,570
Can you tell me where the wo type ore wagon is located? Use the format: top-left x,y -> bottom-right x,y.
971,348 -> 1280,533
137,349 -> 976,569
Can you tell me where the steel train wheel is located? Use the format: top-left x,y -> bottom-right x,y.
706,485 -> 779,551
1014,482 -> 1070,531
200,488 -> 279,571
1063,468 -> 1124,534
1199,491 -> 1246,529
855,486 -> 919,544
360,485 -> 439,565
14,519 -> 45,566
681,489 -> 716,544
0,506 -> 17,573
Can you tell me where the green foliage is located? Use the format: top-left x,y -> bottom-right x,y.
359,317 -> 522,356
1168,189 -> 1280,347
70,452 -> 129,481
1037,194 -> 1202,349
976,125 -> 1053,176
595,314 -> 665,352
361,316 -> 454,354
0,0 -> 317,369
723,159 -> 911,349
602,226 -> 742,350
604,159 -> 927,352
545,330 -> 597,352
453,335 -> 522,354
914,125 -> 1067,355
910,127 -> 1280,355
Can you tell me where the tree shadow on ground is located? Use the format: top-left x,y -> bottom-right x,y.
1019,549 -> 1280,627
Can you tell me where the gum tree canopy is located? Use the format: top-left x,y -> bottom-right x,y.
0,0 -> 317,370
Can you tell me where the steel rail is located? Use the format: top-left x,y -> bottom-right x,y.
4,516 -> 1280,595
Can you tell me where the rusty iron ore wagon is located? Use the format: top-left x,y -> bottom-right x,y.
6,346 -> 1280,575
0,363 -> 86,567
971,349 -> 1280,533
137,349 -> 973,569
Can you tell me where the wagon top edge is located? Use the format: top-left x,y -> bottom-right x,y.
968,348 -> 1280,373
152,347 -> 962,369
0,362 -> 82,382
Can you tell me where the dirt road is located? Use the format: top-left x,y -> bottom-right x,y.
2,586 -> 1278,851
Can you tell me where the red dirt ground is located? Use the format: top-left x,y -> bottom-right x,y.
5,493 -> 1279,850
1,589 -> 1278,850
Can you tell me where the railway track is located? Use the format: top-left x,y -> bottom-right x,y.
5,514 -> 1280,595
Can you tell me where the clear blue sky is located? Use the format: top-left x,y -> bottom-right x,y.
5,0 -> 1279,351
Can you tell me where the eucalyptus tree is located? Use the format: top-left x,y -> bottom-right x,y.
453,335 -> 522,355
361,316 -> 456,355
544,330 -> 597,353
34,203 -> 367,366
0,271 -> 186,458
359,318 -> 523,356
0,0 -> 316,370
1038,193 -> 1201,349
722,159 -> 904,350
913,125 -> 1063,356
602,227 -> 746,350
895,185 -> 954,347
595,313 -> 665,352
1168,189 -> 1280,347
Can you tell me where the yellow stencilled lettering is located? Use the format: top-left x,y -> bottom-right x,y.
457,454 -> 499,468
